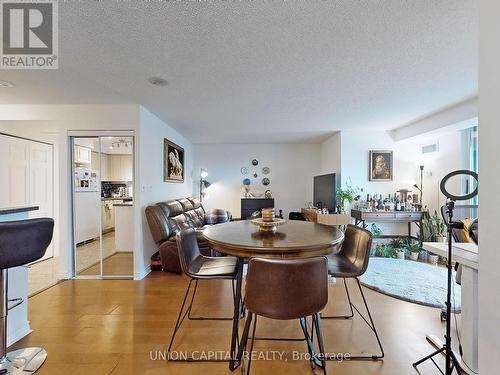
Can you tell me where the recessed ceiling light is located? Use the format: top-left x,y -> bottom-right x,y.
148,77 -> 168,87
0,80 -> 14,88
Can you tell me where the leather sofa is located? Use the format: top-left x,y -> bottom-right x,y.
145,197 -> 231,273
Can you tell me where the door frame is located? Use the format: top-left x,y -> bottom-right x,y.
69,130 -> 135,280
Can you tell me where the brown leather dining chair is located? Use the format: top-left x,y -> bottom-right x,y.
322,224 -> 384,360
240,257 -> 329,375
167,228 -> 239,362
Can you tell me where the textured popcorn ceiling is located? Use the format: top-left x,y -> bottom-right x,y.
1,1 -> 477,143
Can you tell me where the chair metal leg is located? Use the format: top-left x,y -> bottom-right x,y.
322,278 -> 354,319
313,313 -> 328,375
187,279 -> 234,321
325,278 -> 384,361
242,314 -> 258,375
167,278 -> 231,362
167,279 -> 194,356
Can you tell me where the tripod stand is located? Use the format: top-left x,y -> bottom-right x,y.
413,168 -> 478,374
412,200 -> 463,374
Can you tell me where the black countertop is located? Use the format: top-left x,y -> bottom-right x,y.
0,206 -> 39,215
102,197 -> 133,201
113,203 -> 133,207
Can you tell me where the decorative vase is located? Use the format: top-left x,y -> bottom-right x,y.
397,250 -> 405,260
419,250 -> 428,262
428,254 -> 439,265
409,252 -> 419,261
435,236 -> 447,243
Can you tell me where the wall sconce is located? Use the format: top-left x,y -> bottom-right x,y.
200,169 -> 211,201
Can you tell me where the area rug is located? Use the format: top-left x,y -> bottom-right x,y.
359,258 -> 461,309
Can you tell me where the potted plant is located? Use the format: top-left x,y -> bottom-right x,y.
428,253 -> 439,265
336,180 -> 359,213
423,211 -> 447,242
370,223 -> 382,240
431,211 -> 447,242
389,238 -> 405,259
369,223 -> 382,254
406,241 -> 421,261
374,243 -> 397,258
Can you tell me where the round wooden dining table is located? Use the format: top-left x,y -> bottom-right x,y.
203,219 -> 344,371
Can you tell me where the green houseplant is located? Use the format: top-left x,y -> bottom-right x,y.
389,238 -> 406,259
431,211 -> 447,242
336,180 -> 359,213
405,241 -> 421,261
423,210 -> 447,242
373,243 -> 397,258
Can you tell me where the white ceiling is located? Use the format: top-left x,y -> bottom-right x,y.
0,1 -> 477,143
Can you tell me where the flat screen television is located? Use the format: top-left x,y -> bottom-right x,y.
313,173 -> 338,213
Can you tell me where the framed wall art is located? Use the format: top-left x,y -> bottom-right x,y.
369,150 -> 393,181
164,139 -> 185,182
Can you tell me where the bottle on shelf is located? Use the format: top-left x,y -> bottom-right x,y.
377,195 -> 384,211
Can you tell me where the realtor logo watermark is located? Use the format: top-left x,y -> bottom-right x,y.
1,0 -> 58,69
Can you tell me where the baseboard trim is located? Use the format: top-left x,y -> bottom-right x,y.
135,265 -> 151,280
7,320 -> 32,347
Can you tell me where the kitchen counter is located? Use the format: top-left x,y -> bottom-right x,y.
0,206 -> 39,215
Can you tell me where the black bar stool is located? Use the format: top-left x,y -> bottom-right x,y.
0,218 -> 54,375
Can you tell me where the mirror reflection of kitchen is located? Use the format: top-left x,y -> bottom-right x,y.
73,136 -> 134,278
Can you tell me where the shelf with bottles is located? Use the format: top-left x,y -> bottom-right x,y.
352,192 -> 422,213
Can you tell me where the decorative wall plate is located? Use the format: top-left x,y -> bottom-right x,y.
243,178 -> 251,186
262,167 -> 270,175
252,159 -> 259,166
240,167 -> 247,174
253,172 -> 258,178
262,177 -> 270,186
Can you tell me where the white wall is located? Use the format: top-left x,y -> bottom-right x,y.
338,129 -> 464,233
320,132 -> 341,176
136,106 -> 193,278
1,105 -> 195,282
0,105 -> 140,281
193,143 -> 321,218
478,0 -> 500,372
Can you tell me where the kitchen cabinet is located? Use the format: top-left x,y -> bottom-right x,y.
109,155 -> 133,181
90,152 -> 110,181
102,199 -> 115,231
74,145 -> 92,164
100,153 -> 110,181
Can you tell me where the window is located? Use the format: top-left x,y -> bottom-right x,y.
462,126 -> 478,204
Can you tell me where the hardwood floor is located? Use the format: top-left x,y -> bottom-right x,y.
79,252 -> 134,277
12,271 -> 459,374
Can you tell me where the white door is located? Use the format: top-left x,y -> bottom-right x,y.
0,135 -> 55,261
29,142 -> 54,260
0,136 -> 30,207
